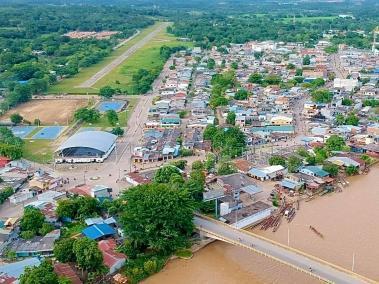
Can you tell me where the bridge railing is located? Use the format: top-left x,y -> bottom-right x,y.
195,214 -> 376,284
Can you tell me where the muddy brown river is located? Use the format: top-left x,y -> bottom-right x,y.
145,166 -> 379,284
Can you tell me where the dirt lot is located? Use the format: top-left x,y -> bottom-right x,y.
1,99 -> 89,125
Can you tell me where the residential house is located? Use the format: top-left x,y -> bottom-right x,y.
82,223 -> 115,240
248,165 -> 287,181
11,230 -> 60,257
98,239 -> 127,274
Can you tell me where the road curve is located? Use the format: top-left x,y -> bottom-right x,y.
77,22 -> 169,88
195,216 -> 375,284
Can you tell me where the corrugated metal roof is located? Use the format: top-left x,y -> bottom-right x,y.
56,131 -> 117,153
0,258 -> 41,278
82,223 -> 115,240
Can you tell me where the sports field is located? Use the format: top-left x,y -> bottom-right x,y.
1,99 -> 89,125
48,23 -> 163,94
97,101 -> 126,113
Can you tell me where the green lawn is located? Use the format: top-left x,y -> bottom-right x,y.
22,140 -> 54,164
48,23 -> 163,94
281,16 -> 337,23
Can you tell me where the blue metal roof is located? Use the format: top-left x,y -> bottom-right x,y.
82,223 -> 115,240
56,131 -> 117,153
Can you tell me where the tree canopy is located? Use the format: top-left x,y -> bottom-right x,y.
120,183 -> 195,253
20,261 -> 58,284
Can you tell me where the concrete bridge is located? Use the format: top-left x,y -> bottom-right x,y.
195,215 -> 376,284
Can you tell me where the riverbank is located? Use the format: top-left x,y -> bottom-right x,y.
144,166 -> 379,283
251,165 -> 379,281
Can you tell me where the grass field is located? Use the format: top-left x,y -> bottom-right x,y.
281,16 -> 337,23
23,140 -> 54,164
48,23 -> 162,94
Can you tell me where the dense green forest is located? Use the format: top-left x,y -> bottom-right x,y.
168,11 -> 377,49
0,5 -> 153,112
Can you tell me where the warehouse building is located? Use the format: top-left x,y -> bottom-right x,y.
55,131 -> 117,163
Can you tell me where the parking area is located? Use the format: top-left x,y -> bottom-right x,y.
32,126 -> 65,140
97,101 -> 126,113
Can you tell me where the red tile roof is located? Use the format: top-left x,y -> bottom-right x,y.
69,185 -> 91,196
98,239 -> 126,269
54,263 -> 82,284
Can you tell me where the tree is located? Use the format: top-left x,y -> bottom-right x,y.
20,207 -> 45,235
248,73 -> 263,84
360,154 -> 372,165
0,127 -> 24,159
204,153 -> 216,171
207,58 -> 215,69
234,89 -> 249,100
56,196 -> 101,220
226,111 -> 236,125
303,55 -> 311,65
73,237 -> 103,272
287,63 -> 295,69
346,165 -> 358,176
154,165 -> 181,183
39,223 -> 54,236
231,62 -> 238,69
10,113 -> 23,124
341,98 -> 353,106
287,155 -> 302,173
74,108 -> 100,123
191,161 -> 204,171
20,230 -> 36,239
171,160 -> 187,170
106,110 -> 118,126
311,89 -> 333,103
325,135 -> 346,151
345,113 -> 359,126
306,155 -> 316,165
111,127 -> 124,136
0,187 -> 14,204
322,163 -> 339,177
335,114 -> 345,125
20,260 -> 58,284
54,238 -> 76,263
99,86 -> 116,98
217,162 -> 236,176
120,183 -> 195,253
34,118 -> 41,126
269,156 -> 286,167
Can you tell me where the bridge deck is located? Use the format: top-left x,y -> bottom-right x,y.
195,215 -> 375,284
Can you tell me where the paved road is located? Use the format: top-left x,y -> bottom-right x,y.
77,22 -> 169,88
330,53 -> 348,79
195,216 -> 374,284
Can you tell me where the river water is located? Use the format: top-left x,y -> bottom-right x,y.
145,167 -> 379,284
